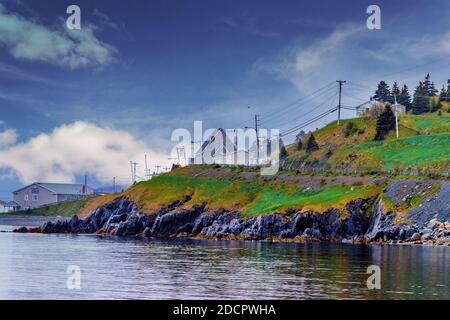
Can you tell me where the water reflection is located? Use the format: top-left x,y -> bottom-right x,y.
0,228 -> 448,299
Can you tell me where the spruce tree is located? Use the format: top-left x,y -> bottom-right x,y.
391,82 -> 400,101
297,140 -> 303,151
423,74 -> 438,96
373,81 -> 392,102
439,85 -> 447,101
374,105 -> 396,140
280,145 -> 288,159
305,134 -> 319,153
398,84 -> 412,111
412,82 -> 429,114
447,79 -> 450,102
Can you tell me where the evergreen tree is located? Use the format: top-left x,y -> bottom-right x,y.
296,139 -> 303,151
398,84 -> 412,111
423,74 -> 438,96
439,85 -> 447,102
447,79 -> 450,102
412,82 -> 429,114
374,105 -> 396,141
373,81 -> 392,103
391,82 -> 400,101
295,130 -> 306,142
305,134 -> 319,153
279,145 -> 288,159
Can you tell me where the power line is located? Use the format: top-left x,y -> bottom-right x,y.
336,80 -> 346,125
261,86 -> 338,128
259,82 -> 336,122
267,90 -> 338,129
280,106 -> 338,137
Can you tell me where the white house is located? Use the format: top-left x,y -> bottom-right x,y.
12,182 -> 95,210
0,200 -> 6,213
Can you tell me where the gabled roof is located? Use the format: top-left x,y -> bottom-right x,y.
13,182 -> 93,195
5,201 -> 20,207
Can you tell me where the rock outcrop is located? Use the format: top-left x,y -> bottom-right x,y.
16,194 -> 450,245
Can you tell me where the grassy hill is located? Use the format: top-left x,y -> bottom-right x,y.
101,166 -> 386,218
285,110 -> 450,177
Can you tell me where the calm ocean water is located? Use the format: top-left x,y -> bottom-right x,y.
0,216 -> 448,299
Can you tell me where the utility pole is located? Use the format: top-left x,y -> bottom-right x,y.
163,167 -> 170,172
144,154 -> 149,179
336,80 -> 346,125
255,114 -> 260,164
177,147 -> 187,166
154,165 -> 161,175
113,177 -> 116,193
84,173 -> 88,195
176,148 -> 181,165
130,161 -> 138,184
394,95 -> 399,139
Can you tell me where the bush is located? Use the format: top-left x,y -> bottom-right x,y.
305,134 -> 319,153
343,122 -> 357,137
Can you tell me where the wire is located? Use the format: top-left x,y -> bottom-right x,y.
258,82 -> 336,122
280,106 -> 338,137
261,86 -> 338,128
269,90 -> 338,129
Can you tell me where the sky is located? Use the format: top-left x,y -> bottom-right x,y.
0,0 -> 449,199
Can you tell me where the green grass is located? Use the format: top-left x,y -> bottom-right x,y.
125,172 -> 384,217
243,184 -> 381,217
286,112 -> 450,176
400,113 -> 450,135
330,133 -> 450,174
6,198 -> 88,217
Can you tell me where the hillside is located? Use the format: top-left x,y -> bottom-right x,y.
285,110 -> 450,176
22,165 -> 450,245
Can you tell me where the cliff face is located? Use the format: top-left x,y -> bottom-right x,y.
23,182 -> 450,245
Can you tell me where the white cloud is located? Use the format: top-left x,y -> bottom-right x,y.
0,4 -> 116,69
0,122 -> 170,185
255,23 -> 450,97
0,129 -> 17,148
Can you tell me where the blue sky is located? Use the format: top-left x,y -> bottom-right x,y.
0,0 -> 449,199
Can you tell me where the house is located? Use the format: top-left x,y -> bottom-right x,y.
392,103 -> 406,114
0,200 -> 6,213
4,201 -> 20,212
192,128 -> 241,165
356,100 -> 406,117
12,182 -> 95,210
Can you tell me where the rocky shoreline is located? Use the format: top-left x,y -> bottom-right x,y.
14,196 -> 450,246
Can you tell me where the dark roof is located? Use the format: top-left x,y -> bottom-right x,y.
13,182 -> 93,195
5,201 -> 20,207
0,200 -> 6,205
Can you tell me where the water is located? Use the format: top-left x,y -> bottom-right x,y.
0,217 -> 448,299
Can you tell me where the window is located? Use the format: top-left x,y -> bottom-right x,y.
31,187 -> 39,194
24,194 -> 29,201
32,194 -> 38,202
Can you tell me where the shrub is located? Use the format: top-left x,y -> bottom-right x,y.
305,134 -> 319,153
